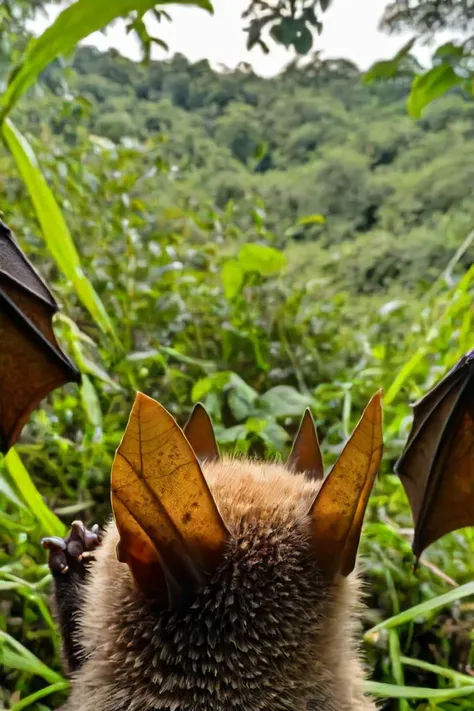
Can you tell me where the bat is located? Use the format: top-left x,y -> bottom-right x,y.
395,348 -> 474,560
42,391 -> 383,711
0,219 -> 80,454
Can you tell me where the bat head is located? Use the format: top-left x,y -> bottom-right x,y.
72,391 -> 382,711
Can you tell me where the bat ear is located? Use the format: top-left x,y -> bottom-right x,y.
309,391 -> 383,577
111,393 -> 229,607
287,409 -> 323,481
184,403 -> 220,462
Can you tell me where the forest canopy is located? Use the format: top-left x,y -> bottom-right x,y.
26,42 -> 474,297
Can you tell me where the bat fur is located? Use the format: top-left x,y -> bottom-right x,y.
52,457 -> 374,711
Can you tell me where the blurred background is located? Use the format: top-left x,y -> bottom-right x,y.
1,1 -> 474,709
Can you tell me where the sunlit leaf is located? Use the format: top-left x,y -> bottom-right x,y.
407,64 -> 463,118
238,243 -> 286,276
298,214 -> 326,225
221,259 -> 244,300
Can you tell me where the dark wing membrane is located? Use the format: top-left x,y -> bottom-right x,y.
0,220 -> 56,305
0,223 -> 80,454
413,379 -> 474,557
395,373 -> 468,525
403,358 -> 468,451
395,350 -> 474,558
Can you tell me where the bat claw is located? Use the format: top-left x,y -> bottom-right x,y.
42,521 -> 103,574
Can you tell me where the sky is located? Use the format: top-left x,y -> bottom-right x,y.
33,1 -> 450,77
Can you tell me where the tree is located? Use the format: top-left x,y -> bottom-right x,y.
381,0 -> 474,34
215,104 -> 264,164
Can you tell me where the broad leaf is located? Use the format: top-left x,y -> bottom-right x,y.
238,243 -> 286,277
408,64 -> 463,118
364,37 -> 417,84
221,259 -> 244,300
259,385 -> 315,417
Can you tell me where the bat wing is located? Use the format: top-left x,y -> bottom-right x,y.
0,220 -> 80,454
395,349 -> 474,559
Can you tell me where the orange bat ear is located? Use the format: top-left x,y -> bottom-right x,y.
111,393 -> 229,607
184,403 -> 220,462
309,391 -> 383,577
287,409 -> 323,481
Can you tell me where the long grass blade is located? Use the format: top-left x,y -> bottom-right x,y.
364,680 -> 474,700
3,448 -> 65,537
9,681 -> 70,711
1,118 -> 117,341
365,581 -> 474,639
0,630 -> 65,684
400,655 -> 474,686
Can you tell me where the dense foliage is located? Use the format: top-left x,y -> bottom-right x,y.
2,6 -> 474,711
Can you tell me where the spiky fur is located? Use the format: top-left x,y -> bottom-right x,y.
62,457 -> 374,711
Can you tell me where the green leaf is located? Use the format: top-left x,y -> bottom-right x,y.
298,214 -> 326,225
0,0 -> 213,119
0,511 -> 33,531
304,7 -> 318,26
3,448 -> 65,537
407,64 -> 463,118
192,377 -> 214,401
221,259 -> 244,300
245,417 -> 267,434
161,346 -> 215,371
365,581 -> 474,639
0,580 -> 27,590
435,41 -> 465,59
192,372 -> 231,401
217,424 -> 248,444
363,680 -> 474,700
238,243 -> 286,277
2,648 -> 62,684
2,118 -> 117,342
228,388 -> 254,420
259,385 -> 315,417
80,375 -> 103,430
270,20 -> 295,48
0,476 -> 27,509
258,420 -> 290,449
400,655 -> 474,686
9,682 -> 70,711
1,630 -> 65,684
293,25 -> 313,55
364,37 -> 417,84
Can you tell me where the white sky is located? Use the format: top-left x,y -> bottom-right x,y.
33,1 -> 454,77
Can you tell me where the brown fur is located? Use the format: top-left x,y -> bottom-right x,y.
64,457 -> 374,711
